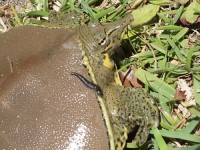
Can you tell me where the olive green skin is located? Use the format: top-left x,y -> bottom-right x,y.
78,17 -> 159,149
0,26 -> 109,149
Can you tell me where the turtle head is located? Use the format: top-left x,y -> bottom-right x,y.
88,14 -> 133,54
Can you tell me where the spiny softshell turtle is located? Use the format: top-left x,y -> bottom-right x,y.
0,26 -> 109,149
0,11 -> 159,150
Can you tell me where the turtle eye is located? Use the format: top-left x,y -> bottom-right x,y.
99,36 -> 110,47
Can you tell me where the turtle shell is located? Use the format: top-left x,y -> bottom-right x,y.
0,26 -> 109,150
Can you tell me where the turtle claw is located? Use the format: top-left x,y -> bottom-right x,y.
113,124 -> 128,150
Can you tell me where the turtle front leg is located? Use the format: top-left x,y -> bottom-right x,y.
134,118 -> 151,147
113,124 -> 128,150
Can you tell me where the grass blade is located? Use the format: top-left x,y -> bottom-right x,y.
25,10 -> 49,17
182,118 -> 200,133
172,5 -> 184,25
189,107 -> 200,117
157,25 -> 184,31
135,68 -> 176,100
170,144 -> 200,150
157,13 -> 171,23
94,6 -> 115,19
69,0 -> 75,10
161,109 -> 178,126
193,75 -> 200,105
166,37 -> 185,63
80,0 -> 95,18
185,46 -> 194,71
158,130 -> 200,143
172,28 -> 189,42
151,127 -> 168,150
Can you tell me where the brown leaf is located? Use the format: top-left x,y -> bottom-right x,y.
174,88 -> 186,101
119,68 -> 143,88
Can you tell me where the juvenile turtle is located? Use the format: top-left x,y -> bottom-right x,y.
0,11 -> 159,150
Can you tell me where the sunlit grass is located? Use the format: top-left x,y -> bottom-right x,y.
1,0 -> 199,149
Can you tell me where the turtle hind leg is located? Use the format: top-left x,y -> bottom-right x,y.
113,124 -> 128,150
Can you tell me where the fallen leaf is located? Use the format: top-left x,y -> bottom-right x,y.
174,88 -> 186,100
177,79 -> 196,106
131,4 -> 160,27
119,68 -> 143,88
185,1 -> 200,24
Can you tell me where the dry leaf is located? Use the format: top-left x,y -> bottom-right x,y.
174,88 -> 186,100
177,79 -> 196,106
119,68 -> 143,88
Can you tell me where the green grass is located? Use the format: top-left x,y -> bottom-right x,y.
1,0 -> 200,149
